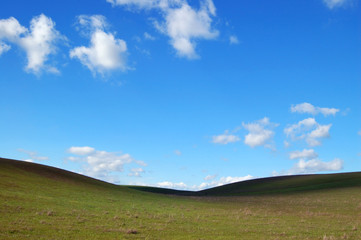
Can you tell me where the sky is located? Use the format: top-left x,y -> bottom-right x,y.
0,0 -> 360,190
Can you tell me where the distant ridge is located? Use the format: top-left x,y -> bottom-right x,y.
1,157 -> 361,196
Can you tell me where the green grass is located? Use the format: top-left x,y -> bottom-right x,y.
1,157 -> 361,239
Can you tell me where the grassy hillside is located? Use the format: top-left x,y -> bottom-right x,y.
1,157 -> 361,239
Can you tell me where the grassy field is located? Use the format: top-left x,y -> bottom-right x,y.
1,158 -> 361,239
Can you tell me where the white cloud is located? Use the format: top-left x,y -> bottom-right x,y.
0,42 -> 11,55
204,174 -> 217,181
174,150 -> 182,156
144,32 -> 155,40
128,168 -> 145,177
70,15 -> 128,75
68,146 -> 95,155
0,14 -> 63,74
18,149 -> 49,161
291,103 -> 339,116
284,141 -> 291,148
157,181 -> 187,189
67,146 -> 146,181
289,149 -> 318,160
284,118 -> 331,147
285,158 -> 343,175
198,175 -> 254,190
212,130 -> 240,145
358,130 -> 361,136
107,0 -> 218,59
323,0 -> 348,9
229,35 -> 239,45
242,117 -> 278,148
156,175 -> 253,190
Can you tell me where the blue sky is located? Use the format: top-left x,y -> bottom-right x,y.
0,0 -> 360,190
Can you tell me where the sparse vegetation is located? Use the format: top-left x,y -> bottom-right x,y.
1,158 -> 361,239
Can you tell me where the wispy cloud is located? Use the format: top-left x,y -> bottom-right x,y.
212,130 -> 240,145
229,35 -> 239,45
291,102 -> 339,116
289,149 -> 318,160
18,149 -> 49,161
323,0 -> 349,9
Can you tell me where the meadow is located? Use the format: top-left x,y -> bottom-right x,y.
1,158 -> 361,239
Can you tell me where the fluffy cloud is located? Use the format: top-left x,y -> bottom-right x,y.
323,0 -> 348,9
67,146 -> 146,181
157,181 -> 187,189
197,175 -> 254,190
289,149 -> 318,160
286,158 -> 343,175
107,0 -> 218,59
18,149 -> 49,161
0,14 -> 63,73
156,174 -> 253,190
212,130 -> 240,145
242,117 -> 278,148
284,118 -> 331,147
70,15 -> 128,75
291,103 -> 339,116
229,35 -> 239,45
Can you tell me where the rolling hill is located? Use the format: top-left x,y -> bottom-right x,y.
1,157 -> 361,239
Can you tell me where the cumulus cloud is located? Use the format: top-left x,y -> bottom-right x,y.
67,146 -> 146,181
284,118 -> 331,147
128,168 -> 145,177
0,14 -> 63,74
323,0 -> 349,9
107,0 -> 218,59
242,117 -> 278,148
157,175 -> 253,190
157,181 -> 187,189
291,103 -> 339,116
285,158 -> 343,175
212,130 -> 240,145
289,149 -> 318,160
70,15 -> 128,75
18,149 -> 49,161
229,35 -> 239,45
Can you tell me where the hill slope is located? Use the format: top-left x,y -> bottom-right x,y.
1,157 -> 361,239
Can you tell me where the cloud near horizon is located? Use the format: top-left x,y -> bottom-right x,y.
156,174 -> 253,190
67,146 -> 146,181
284,118 -> 331,147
